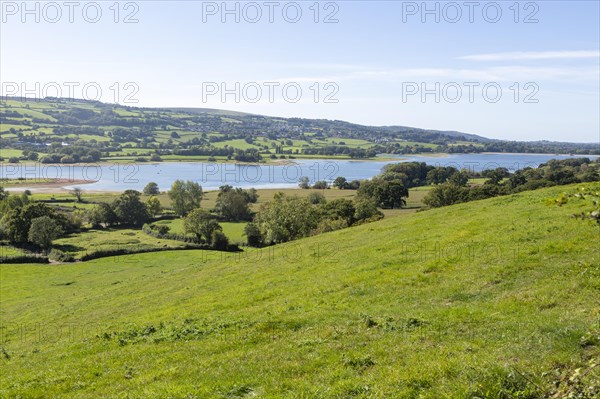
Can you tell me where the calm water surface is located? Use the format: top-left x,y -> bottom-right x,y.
1,153 -> 596,192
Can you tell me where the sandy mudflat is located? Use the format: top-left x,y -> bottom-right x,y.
2,179 -> 97,193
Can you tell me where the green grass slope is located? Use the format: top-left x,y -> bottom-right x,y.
1,184 -> 599,398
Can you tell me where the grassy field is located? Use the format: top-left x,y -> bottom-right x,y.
151,219 -> 246,243
26,187 -> 396,252
31,188 -> 364,215
53,228 -> 191,260
1,184 -> 599,398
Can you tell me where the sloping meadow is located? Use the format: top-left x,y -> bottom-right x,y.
1,184 -> 598,398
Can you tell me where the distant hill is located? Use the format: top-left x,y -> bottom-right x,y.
159,107 -> 253,117
1,97 -> 598,164
380,125 -> 495,143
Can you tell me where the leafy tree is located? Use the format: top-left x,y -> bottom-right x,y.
312,181 -> 329,189
423,183 -> 469,208
333,176 -> 348,189
347,180 -> 361,190
322,198 -> 355,225
88,203 -> 118,228
426,167 -> 458,185
244,222 -> 262,247
482,167 -> 510,185
143,182 -> 160,195
113,190 -> 149,226
183,208 -> 221,242
214,190 -> 251,221
447,170 -> 470,187
4,203 -> 63,244
383,162 -> 431,188
0,187 -> 7,201
211,230 -> 229,250
169,180 -> 203,216
0,193 -> 27,214
71,187 -> 84,203
150,154 -> 162,162
28,216 -> 63,249
254,194 -> 320,244
507,170 -> 527,189
218,186 -> 259,203
307,192 -> 326,204
353,198 -> 383,222
241,188 -> 259,203
146,196 -> 162,217
358,178 -> 409,209
298,176 -> 310,189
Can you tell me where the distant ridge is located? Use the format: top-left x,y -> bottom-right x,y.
160,107 -> 253,117
1,97 -> 598,151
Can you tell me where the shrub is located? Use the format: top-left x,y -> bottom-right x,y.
423,183 -> 469,208
0,255 -> 48,264
312,181 -> 329,190
143,182 -> 160,195
313,218 -> 348,234
211,230 -> 229,250
308,192 -> 326,204
48,249 -> 75,263
244,223 -> 262,247
28,216 -> 64,249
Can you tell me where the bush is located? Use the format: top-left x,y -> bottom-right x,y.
143,182 -> 160,195
28,216 -> 64,249
60,155 -> 75,164
211,230 -> 229,250
48,249 -> 75,263
142,223 -> 199,243
312,181 -> 329,189
155,225 -> 170,235
313,218 -> 348,234
244,222 -> 262,247
423,183 -> 469,208
307,192 -> 326,204
0,255 -> 48,264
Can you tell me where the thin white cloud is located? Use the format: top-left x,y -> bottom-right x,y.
268,66 -> 599,83
459,51 -> 600,61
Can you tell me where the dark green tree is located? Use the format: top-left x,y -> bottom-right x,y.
184,208 -> 221,242
28,216 -> 63,249
113,190 -> 149,226
143,182 -> 160,195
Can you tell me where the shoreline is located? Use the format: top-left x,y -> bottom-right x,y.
2,151 -> 597,168
2,179 -> 97,193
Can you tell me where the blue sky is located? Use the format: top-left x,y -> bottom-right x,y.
1,1 -> 599,142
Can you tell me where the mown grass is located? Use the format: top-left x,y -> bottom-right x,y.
1,184 -> 599,398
